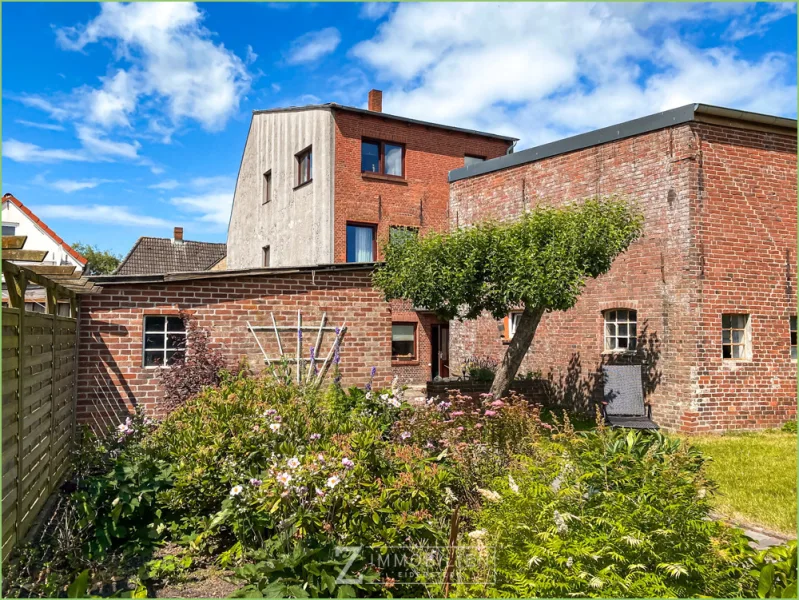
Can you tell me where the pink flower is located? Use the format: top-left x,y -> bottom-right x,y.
341,458 -> 355,469
484,410 -> 497,417
252,425 -> 261,432
249,478 -> 262,486
490,400 -> 505,408
400,431 -> 411,440
457,427 -> 464,432
540,422 -> 553,430
475,422 -> 483,429
451,411 -> 465,417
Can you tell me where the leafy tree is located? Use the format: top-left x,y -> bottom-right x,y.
373,197 -> 644,398
71,242 -> 122,275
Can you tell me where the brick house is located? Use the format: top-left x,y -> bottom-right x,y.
226,90 -> 515,385
447,104 -> 797,432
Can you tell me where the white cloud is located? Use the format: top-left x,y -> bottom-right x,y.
3,140 -> 90,163
360,3 -> 393,20
352,3 -> 796,148
50,2 -> 251,134
245,44 -> 258,64
169,192 -> 232,227
149,179 -> 180,190
36,204 -> 171,227
33,172 -> 123,193
76,126 -> 141,160
724,3 -> 796,41
13,94 -> 72,121
286,27 -> 341,65
15,120 -> 66,132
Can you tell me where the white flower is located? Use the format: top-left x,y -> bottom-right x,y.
287,457 -> 300,469
111,497 -> 120,506
566,556 -> 574,568
477,488 -> 502,503
230,485 -> 243,496
467,529 -> 487,540
554,510 -> 568,534
444,487 -> 457,504
277,472 -> 292,486
380,393 -> 389,401
270,423 -> 281,433
550,476 -> 562,493
117,423 -> 128,433
388,398 -> 401,408
697,488 -> 707,499
327,475 -> 340,488
508,474 -> 519,494
400,431 -> 411,440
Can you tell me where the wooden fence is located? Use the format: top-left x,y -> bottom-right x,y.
1,307 -> 77,562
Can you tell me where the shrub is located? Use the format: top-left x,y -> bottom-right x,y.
455,427 -> 757,598
461,356 -> 498,382
751,541 -> 797,598
781,420 -> 797,434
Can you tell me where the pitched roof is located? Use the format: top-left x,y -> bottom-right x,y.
252,103 -> 518,143
2,193 -> 88,266
114,237 -> 227,276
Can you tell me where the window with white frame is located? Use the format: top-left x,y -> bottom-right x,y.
508,312 -> 523,339
391,323 -> 417,361
790,316 -> 796,360
721,314 -> 750,360
2,224 -> 16,236
604,309 -> 637,352
143,315 -> 186,367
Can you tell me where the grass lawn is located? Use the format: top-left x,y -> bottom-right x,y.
689,431 -> 797,537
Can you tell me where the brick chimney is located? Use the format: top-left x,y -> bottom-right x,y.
368,89 -> 382,113
173,226 -> 184,242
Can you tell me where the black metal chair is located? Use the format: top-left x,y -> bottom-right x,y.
600,365 -> 659,430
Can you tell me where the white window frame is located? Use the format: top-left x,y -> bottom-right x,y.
508,312 -> 523,339
604,309 -> 638,353
721,313 -> 751,361
143,315 -> 187,368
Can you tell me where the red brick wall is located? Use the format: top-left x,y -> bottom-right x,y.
76,270 -> 393,425
449,122 -> 797,432
687,123 -> 797,432
333,110 -> 510,381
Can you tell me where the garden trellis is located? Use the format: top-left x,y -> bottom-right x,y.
246,310 -> 347,388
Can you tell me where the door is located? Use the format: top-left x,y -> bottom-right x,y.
431,324 -> 450,379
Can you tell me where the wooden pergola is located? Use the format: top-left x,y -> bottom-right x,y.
2,235 -> 99,315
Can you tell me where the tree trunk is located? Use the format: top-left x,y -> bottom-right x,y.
490,305 -> 545,399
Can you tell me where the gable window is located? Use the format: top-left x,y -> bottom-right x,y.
790,316 -> 796,360
2,224 -> 16,236
263,170 -> 272,204
464,155 -> 485,167
143,315 -> 186,367
263,245 -> 271,267
392,323 -> 417,361
361,139 -> 405,177
604,309 -> 637,352
389,225 -> 418,247
296,147 -> 312,187
346,223 -> 376,262
722,314 -> 750,360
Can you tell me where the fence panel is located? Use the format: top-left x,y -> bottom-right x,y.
1,307 -> 77,562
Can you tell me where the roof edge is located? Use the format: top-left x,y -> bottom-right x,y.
449,104 -> 797,183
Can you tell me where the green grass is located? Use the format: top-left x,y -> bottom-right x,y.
689,431 -> 797,536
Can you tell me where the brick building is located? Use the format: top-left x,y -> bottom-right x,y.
447,104 -> 797,432
76,265 -> 394,426
226,90 -> 515,385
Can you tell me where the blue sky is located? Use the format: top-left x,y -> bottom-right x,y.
2,2 -> 796,256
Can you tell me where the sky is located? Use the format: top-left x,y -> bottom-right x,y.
2,2 -> 797,256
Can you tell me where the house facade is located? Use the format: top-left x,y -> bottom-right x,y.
447,104 -> 797,432
226,90 -> 515,385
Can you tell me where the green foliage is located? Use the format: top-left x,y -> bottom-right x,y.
781,420 -> 797,433
462,356 -> 498,382
72,242 -> 122,275
138,553 -> 193,585
373,197 -> 644,321
454,427 -> 758,598
752,541 -> 797,598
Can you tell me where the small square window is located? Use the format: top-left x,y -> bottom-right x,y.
604,309 -> 637,352
263,171 -> 272,204
791,316 -> 796,360
392,323 -> 416,361
721,314 -> 750,360
263,245 -> 271,267
296,147 -> 312,187
361,139 -> 405,178
143,315 -> 186,367
346,223 -> 376,262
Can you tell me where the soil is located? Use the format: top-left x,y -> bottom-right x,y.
155,566 -> 241,598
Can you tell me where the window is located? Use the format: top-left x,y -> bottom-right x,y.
389,225 -> 418,247
263,245 -> 271,267
346,223 -> 376,262
790,316 -> 796,360
392,323 -> 417,361
464,155 -> 485,167
721,314 -> 750,360
2,224 -> 16,236
604,309 -> 637,352
508,312 -> 523,339
263,171 -> 272,204
143,315 -> 186,367
361,139 -> 405,177
296,147 -> 312,186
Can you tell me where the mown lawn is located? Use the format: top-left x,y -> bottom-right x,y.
690,431 -> 797,537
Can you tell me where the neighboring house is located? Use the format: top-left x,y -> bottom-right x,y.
447,104 -> 797,433
226,89 -> 516,384
2,193 -> 87,313
115,227 -> 227,276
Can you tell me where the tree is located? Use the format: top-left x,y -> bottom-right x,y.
373,197 -> 644,399
72,242 -> 122,275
